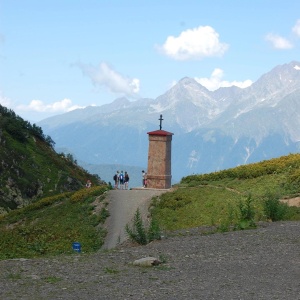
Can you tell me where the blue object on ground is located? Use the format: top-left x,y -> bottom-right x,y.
72,242 -> 81,253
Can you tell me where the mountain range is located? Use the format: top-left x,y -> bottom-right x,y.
38,61 -> 300,184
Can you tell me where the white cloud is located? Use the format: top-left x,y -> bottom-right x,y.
265,33 -> 293,49
76,62 -> 140,97
195,68 -> 252,91
17,98 -> 83,113
158,26 -> 229,60
292,19 -> 300,37
1,92 -> 85,121
265,19 -> 300,50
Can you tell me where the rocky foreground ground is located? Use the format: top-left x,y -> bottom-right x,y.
1,221 -> 300,300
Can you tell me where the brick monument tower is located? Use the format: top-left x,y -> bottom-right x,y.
146,115 -> 173,189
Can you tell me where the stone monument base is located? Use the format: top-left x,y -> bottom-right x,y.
146,174 -> 172,189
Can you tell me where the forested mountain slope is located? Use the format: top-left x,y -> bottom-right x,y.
0,105 -> 101,214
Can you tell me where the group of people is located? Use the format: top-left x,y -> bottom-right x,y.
113,171 -> 130,190
113,170 -> 148,189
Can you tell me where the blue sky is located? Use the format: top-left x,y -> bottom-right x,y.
1,0 -> 300,122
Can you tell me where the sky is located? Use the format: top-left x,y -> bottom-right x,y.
1,0 -> 300,122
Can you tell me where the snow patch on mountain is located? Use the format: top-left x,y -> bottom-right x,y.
187,150 -> 199,168
234,108 -> 252,119
244,147 -> 254,164
294,65 -> 300,70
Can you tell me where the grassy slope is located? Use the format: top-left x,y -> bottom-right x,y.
151,154 -> 300,231
0,186 -> 110,260
0,106 -> 112,260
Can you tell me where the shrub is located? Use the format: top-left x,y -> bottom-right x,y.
237,194 -> 256,229
70,186 -> 108,203
147,217 -> 161,242
217,203 -> 237,232
125,209 -> 161,245
263,193 -> 288,221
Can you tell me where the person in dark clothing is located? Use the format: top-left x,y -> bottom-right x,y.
124,171 -> 130,190
142,170 -> 146,187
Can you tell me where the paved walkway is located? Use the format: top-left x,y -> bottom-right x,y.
102,189 -> 167,249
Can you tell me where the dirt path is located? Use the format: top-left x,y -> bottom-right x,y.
102,189 -> 167,249
281,196 -> 300,207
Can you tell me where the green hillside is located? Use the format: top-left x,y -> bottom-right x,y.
151,153 -> 300,232
0,185 -> 109,259
0,105 -> 103,214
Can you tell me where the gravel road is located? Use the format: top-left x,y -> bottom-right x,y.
0,190 -> 300,300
